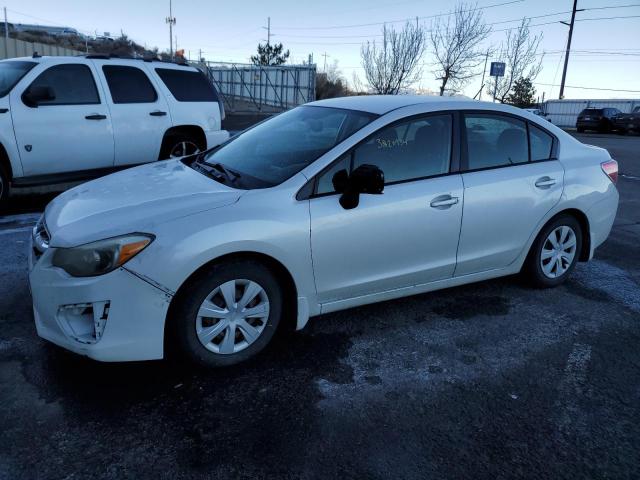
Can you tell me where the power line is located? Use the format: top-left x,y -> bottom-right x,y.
275,0 -> 525,31
280,13 -> 640,44
534,82 -> 640,93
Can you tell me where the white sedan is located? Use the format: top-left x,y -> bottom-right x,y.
29,96 -> 619,367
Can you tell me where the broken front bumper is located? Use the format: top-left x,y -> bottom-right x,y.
28,243 -> 172,362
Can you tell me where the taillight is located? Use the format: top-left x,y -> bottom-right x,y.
601,160 -> 618,184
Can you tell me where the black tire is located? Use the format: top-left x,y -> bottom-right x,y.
159,134 -> 204,160
522,214 -> 583,289
0,163 -> 9,212
616,128 -> 627,135
169,259 -> 283,367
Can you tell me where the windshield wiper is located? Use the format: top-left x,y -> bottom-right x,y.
208,162 -> 241,182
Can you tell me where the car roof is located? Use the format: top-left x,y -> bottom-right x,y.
2,55 -> 198,71
308,95 -> 502,115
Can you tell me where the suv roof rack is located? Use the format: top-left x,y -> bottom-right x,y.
80,53 -> 191,67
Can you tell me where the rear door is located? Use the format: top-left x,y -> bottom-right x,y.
93,62 -> 172,166
10,61 -> 114,176
455,112 -> 563,276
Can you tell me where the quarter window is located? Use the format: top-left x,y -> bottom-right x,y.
102,65 -> 157,104
464,114 -> 528,169
26,64 -> 99,105
155,68 -> 219,102
529,124 -> 554,161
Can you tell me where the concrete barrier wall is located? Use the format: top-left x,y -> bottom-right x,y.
1,37 -> 83,60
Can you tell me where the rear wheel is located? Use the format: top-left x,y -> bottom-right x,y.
159,134 -> 204,160
522,215 -> 583,288
170,260 -> 283,367
0,164 -> 9,211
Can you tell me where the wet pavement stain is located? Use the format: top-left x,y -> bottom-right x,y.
430,295 -> 511,320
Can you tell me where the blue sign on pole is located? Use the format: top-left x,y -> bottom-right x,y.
490,62 -> 506,77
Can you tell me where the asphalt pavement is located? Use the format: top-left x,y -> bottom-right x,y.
1,132 -> 639,479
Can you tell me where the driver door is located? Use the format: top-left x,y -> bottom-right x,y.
309,113 -> 464,304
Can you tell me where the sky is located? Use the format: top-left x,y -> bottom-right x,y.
4,0 -> 640,99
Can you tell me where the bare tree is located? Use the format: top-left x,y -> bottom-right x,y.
360,21 -> 426,95
487,18 -> 543,103
431,2 -> 491,96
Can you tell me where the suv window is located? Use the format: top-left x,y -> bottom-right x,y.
315,115 -> 452,194
464,114 -> 528,169
155,68 -> 219,102
27,64 -> 100,105
102,65 -> 157,104
0,61 -> 36,97
529,124 -> 554,161
581,109 -> 603,116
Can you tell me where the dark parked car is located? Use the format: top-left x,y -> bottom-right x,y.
613,106 -> 640,134
576,108 -> 621,133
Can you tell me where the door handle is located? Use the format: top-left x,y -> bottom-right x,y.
535,177 -> 556,189
149,111 -> 167,116
85,114 -> 107,120
430,195 -> 459,209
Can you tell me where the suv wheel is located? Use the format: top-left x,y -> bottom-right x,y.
523,215 -> 583,288
160,135 -> 204,160
0,164 -> 9,211
170,260 -> 283,367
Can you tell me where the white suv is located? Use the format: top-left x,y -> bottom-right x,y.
0,55 -> 229,207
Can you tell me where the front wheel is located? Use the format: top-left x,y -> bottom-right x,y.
170,260 -> 283,367
522,215 -> 583,288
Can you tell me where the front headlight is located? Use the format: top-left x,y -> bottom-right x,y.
51,234 -> 154,277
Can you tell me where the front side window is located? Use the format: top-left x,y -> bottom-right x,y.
26,64 -> 99,105
464,114 -> 528,169
315,114 -> 452,194
0,61 -> 36,97
155,68 -> 219,102
102,65 -> 157,104
352,114 -> 452,184
201,106 -> 377,188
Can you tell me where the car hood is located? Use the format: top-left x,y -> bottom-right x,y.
45,160 -> 242,247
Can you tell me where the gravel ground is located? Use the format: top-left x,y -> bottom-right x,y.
0,132 -> 639,480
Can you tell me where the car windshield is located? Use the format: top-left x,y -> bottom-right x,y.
201,105 -> 378,188
0,61 -> 37,97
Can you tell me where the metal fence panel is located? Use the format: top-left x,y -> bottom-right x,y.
543,99 -> 640,127
197,61 -> 316,112
1,37 -> 83,60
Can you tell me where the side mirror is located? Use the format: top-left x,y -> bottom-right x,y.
22,86 -> 55,108
339,164 -> 384,210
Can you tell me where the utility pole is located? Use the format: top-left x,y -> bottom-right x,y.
559,0 -> 583,99
3,7 -> 8,42
321,52 -> 330,72
478,50 -> 489,101
166,0 -> 176,59
262,17 -> 272,46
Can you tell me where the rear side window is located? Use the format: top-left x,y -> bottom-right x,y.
529,124 -> 554,161
155,68 -> 219,102
27,64 -> 99,105
102,65 -> 157,104
464,114 -> 528,169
